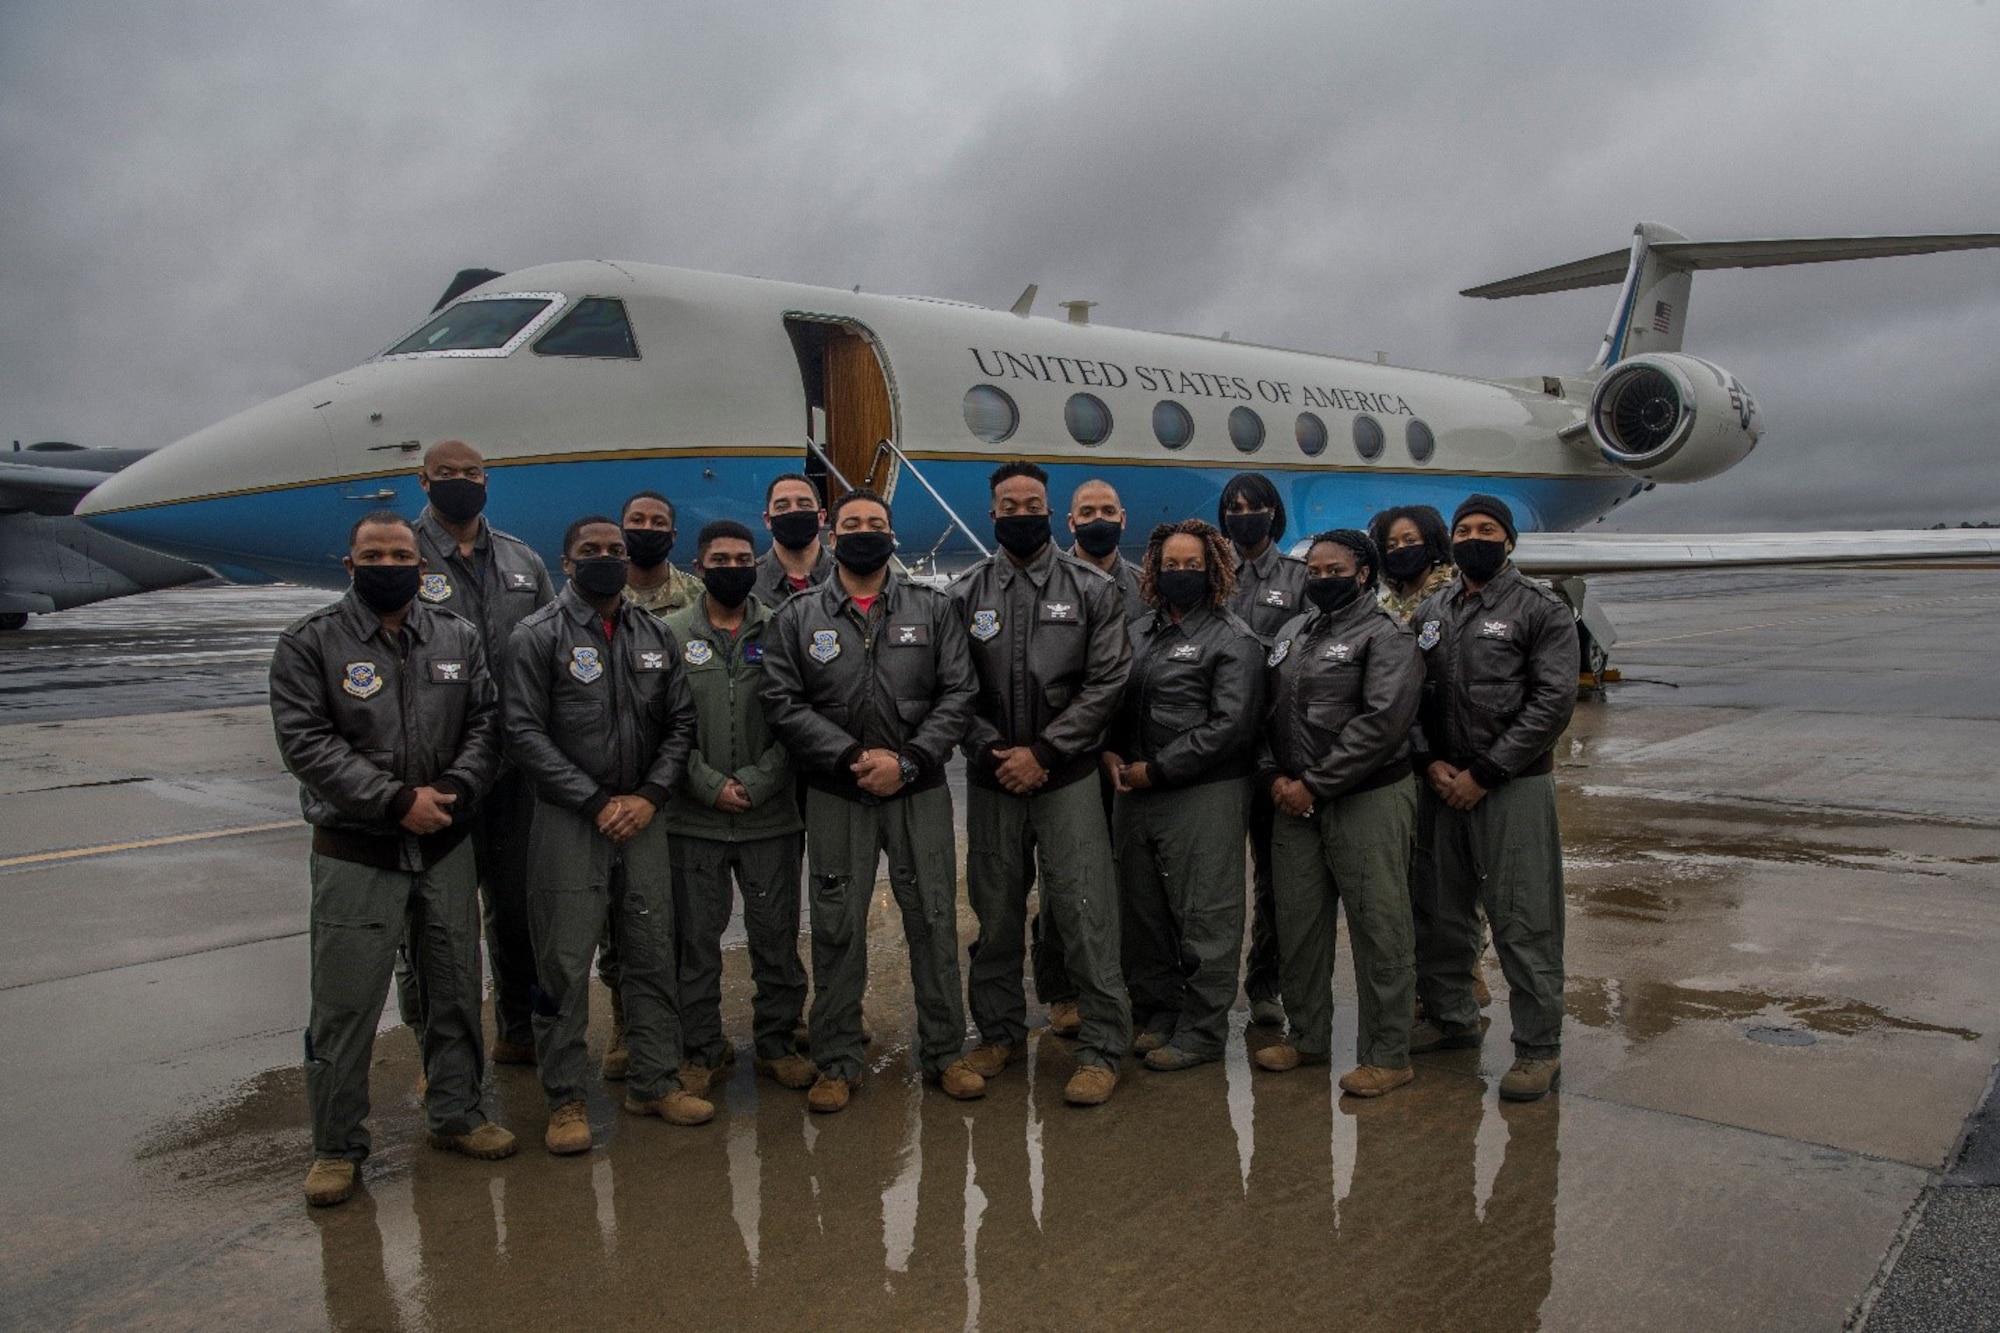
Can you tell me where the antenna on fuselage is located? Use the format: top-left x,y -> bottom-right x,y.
1010,284 -> 1039,317
1060,299 -> 1096,326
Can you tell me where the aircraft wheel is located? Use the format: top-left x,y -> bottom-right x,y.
0,613 -> 27,631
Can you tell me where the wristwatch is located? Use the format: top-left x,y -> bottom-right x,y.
895,752 -> 920,786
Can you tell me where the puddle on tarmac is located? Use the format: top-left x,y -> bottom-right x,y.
1566,975 -> 1980,1044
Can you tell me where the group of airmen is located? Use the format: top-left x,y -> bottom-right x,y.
272,439 -> 1577,1209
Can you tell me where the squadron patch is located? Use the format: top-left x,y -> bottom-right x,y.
428,660 -> 466,683
568,646 -> 604,683
743,642 -> 764,666
1267,639 -> 1291,668
809,629 -> 842,663
635,649 -> 668,671
342,662 -> 383,699
682,640 -> 714,666
889,623 -> 930,647
970,609 -> 1000,642
1417,620 -> 1441,651
419,573 -> 452,603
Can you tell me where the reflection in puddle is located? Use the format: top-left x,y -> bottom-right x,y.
145,1026 -> 1567,1331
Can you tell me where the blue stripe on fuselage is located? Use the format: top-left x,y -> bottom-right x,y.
84,456 -> 1637,587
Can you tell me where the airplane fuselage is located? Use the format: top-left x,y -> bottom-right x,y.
82,260 -> 1649,583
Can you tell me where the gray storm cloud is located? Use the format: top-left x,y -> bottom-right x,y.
3,0 -> 1997,531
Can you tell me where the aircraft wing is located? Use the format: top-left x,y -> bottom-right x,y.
0,459 -> 113,516
1513,529 -> 2000,576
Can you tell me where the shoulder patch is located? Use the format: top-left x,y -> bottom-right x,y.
418,573 -> 452,603
809,628 -> 841,663
970,609 -> 1000,641
568,646 -> 604,683
342,661 -> 383,699
1417,620 -> 1442,651
1267,638 -> 1291,668
682,639 -> 713,666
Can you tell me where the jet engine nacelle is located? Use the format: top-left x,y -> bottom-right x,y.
1587,353 -> 1761,484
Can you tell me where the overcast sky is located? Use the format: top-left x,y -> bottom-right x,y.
4,1 -> 1998,531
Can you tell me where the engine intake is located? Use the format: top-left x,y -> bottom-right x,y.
1587,353 -> 1761,484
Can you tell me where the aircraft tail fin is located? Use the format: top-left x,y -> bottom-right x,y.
1462,223 -> 2000,368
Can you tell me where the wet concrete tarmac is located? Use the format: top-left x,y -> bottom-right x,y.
2,568 -> 1998,1331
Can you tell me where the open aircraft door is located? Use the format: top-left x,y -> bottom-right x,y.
783,316 -> 899,503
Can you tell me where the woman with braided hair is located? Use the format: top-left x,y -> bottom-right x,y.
1103,520 -> 1265,1071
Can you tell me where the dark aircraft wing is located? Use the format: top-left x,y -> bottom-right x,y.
0,460 -> 115,516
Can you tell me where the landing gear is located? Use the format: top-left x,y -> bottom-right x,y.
0,613 -> 27,631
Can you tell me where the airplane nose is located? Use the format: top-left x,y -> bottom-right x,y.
78,379 -> 361,585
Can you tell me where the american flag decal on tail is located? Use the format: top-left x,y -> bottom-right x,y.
1652,301 -> 1673,333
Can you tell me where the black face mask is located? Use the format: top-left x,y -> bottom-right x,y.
993,513 -> 1052,559
834,530 -> 895,576
1383,546 -> 1434,584
1452,539 -> 1510,583
427,477 -> 487,524
622,527 -> 674,570
1073,518 -> 1123,559
769,510 -> 823,552
570,556 -> 630,600
702,565 -> 758,608
352,563 -> 422,614
1155,568 -> 1209,612
1305,576 -> 1363,614
1223,511 -> 1273,549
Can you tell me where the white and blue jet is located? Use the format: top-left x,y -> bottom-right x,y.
76,224 -> 2000,626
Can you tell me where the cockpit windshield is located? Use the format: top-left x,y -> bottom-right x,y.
381,296 -> 558,358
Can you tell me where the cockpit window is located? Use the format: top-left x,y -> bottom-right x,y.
533,298 -> 640,359
380,295 -> 560,358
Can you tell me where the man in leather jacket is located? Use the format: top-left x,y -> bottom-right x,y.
950,462 -> 1133,1107
270,511 -> 514,1206
401,439 -> 555,1066
506,516 -> 707,1151
759,488 -> 979,1113
1409,495 -> 1577,1103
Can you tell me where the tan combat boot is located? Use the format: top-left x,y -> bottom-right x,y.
961,1043 -> 1019,1079
1253,1044 -> 1329,1073
1498,1056 -> 1561,1102
1338,1065 -> 1414,1098
624,1088 -> 715,1126
1046,1001 -> 1082,1038
304,1159 -> 356,1207
807,1073 -> 861,1114
545,1101 -> 592,1155
427,1122 -> 519,1159
756,1053 -> 819,1089
679,1064 -> 716,1099
1131,1029 -> 1169,1055
1409,1015 -> 1490,1054
938,1059 -> 987,1101
1063,1065 -> 1118,1106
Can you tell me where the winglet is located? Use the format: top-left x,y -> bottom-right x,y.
1010,283 -> 1038,318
